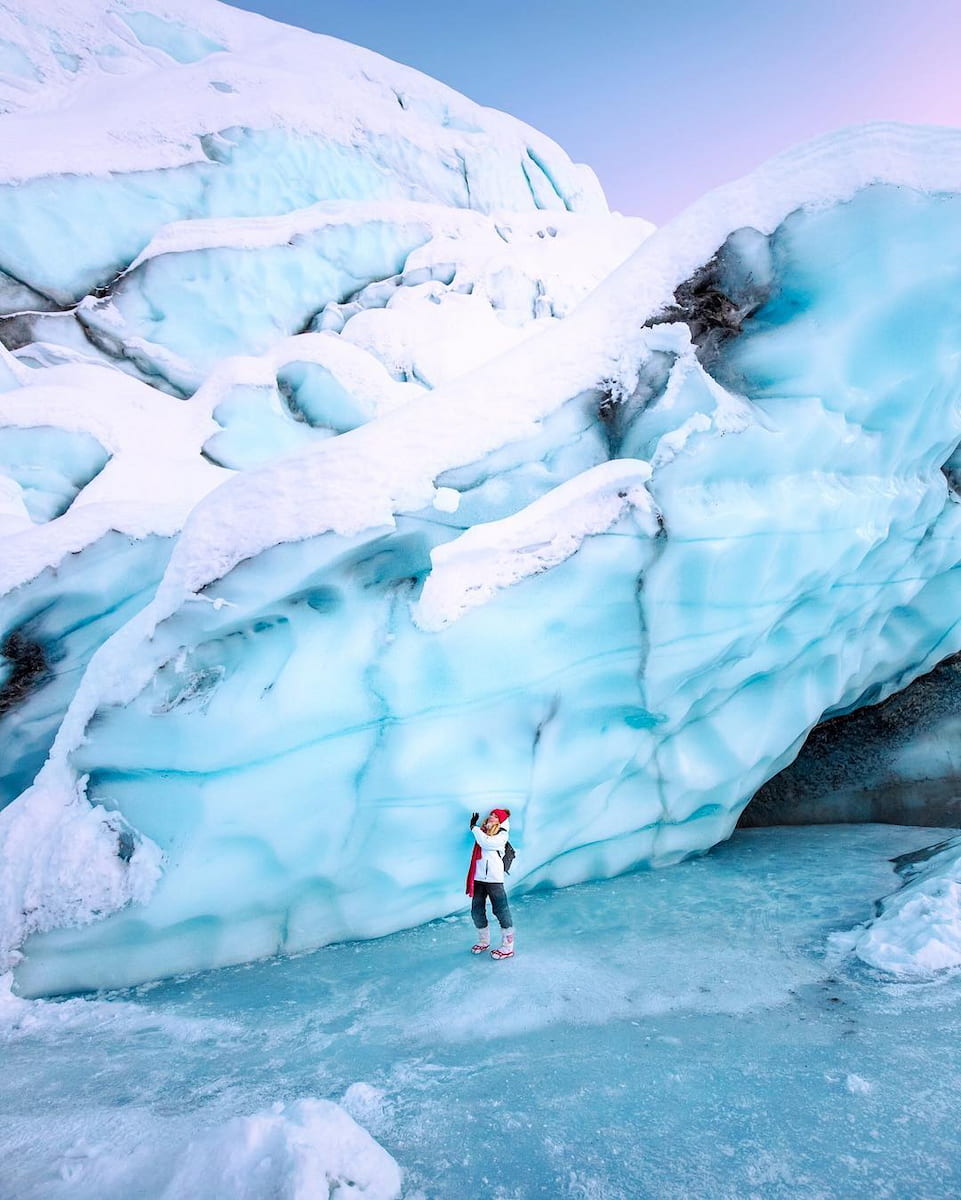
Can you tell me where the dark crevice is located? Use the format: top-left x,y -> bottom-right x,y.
941,461 -> 961,497
454,150 -> 471,209
277,374 -> 308,424
647,227 -> 774,376
0,312 -> 47,352
89,265 -> 130,301
890,838 -> 957,879
75,310 -> 190,398
0,630 -> 50,716
0,264 -> 64,313
742,651 -> 961,829
524,147 -> 571,212
532,693 -> 560,750
200,444 -> 229,468
596,352 -> 675,459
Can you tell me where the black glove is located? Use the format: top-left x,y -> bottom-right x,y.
469,812 -> 479,829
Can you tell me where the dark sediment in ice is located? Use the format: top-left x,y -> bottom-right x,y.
0,629 -> 49,716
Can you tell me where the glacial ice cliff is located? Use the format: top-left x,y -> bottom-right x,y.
1,0 -> 960,994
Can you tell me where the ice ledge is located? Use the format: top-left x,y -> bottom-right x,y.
125,200 -> 484,269
414,459 -> 656,630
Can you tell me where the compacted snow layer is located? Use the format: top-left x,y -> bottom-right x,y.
0,0 -> 606,302
2,827 -> 960,1200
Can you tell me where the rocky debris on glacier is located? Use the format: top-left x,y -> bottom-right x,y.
1,0 -> 961,995
744,651 -> 961,827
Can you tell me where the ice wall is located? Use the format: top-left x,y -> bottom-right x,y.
5,125 -> 961,994
0,0 -> 606,310
0,0 -> 659,992
2,2 -> 961,994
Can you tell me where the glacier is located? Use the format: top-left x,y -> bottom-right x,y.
0,0 -> 960,998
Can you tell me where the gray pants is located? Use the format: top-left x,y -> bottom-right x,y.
471,881 -> 513,930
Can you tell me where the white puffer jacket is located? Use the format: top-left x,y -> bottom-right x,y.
472,819 -> 510,884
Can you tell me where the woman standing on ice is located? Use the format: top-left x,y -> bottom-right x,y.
466,808 -> 515,959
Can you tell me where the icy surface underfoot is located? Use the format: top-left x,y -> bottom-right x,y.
3,825 -> 960,1200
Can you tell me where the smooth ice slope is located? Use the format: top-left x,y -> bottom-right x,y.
6,124 -> 961,994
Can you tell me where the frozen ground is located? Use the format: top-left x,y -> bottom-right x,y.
2,824 -> 960,1200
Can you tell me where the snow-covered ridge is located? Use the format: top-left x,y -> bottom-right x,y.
0,0 -> 607,315
414,459 -> 658,631
0,0 -> 600,207
102,122 -> 961,608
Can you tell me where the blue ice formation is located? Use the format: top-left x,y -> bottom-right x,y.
0,0 -> 619,899
0,426 -> 108,524
2,2 -> 961,996
10,140 -> 961,995
0,533 -> 171,811
0,0 -> 602,316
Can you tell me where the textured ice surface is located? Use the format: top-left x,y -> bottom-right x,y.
13,129 -> 961,994
1,1 -> 961,994
2,827 -> 960,1200
0,0 -> 655,993
0,532 -> 171,809
0,427 -> 108,524
0,0 -> 607,305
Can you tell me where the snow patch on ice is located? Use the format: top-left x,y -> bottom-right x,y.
0,971 -> 238,1042
7,1090 -> 402,1200
414,459 -> 656,630
0,363 -> 228,594
836,835 -> 961,976
0,768 -> 162,976
150,1098 -> 401,1200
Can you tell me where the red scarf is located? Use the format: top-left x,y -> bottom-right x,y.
466,808 -> 510,896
